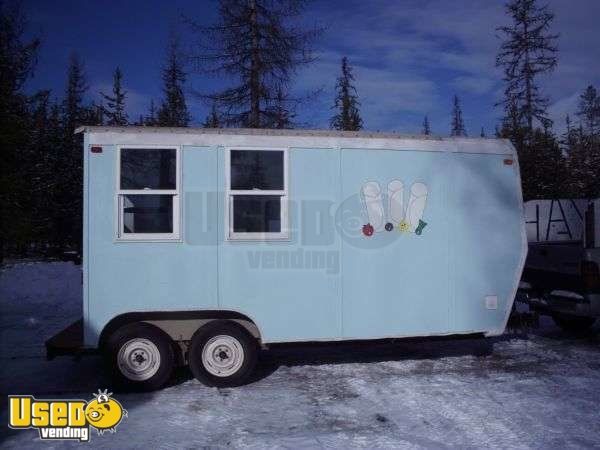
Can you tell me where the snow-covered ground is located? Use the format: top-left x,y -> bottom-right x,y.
1,261 -> 599,448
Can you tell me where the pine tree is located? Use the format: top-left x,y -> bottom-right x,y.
269,86 -> 295,129
144,100 -> 157,126
55,54 -> 90,251
27,90 -> 50,237
101,67 -> 128,126
576,85 -> 600,138
157,35 -> 190,127
519,129 -> 567,199
496,0 -> 558,133
422,115 -> 431,135
450,95 -> 467,137
82,101 -> 104,126
187,0 -> 320,128
28,91 -> 63,244
62,54 -> 88,136
203,104 -> 221,128
498,98 -> 528,148
45,103 -> 64,234
563,115 -> 581,196
568,85 -> 600,198
330,57 -> 363,131
0,1 -> 40,261
561,115 -> 575,150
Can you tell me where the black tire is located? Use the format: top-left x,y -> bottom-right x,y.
188,321 -> 258,388
552,314 -> 596,333
105,322 -> 175,391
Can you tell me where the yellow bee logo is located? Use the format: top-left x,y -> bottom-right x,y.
84,390 -> 127,434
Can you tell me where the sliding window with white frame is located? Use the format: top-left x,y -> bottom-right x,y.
116,146 -> 181,241
226,147 -> 289,240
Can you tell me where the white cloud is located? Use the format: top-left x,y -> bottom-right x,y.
451,76 -> 495,95
300,0 -> 600,132
298,0 -> 506,130
295,49 -> 438,130
355,66 -> 437,122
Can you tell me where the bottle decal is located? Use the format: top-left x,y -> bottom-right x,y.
360,180 -> 428,237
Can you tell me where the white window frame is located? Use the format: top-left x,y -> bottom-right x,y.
225,147 -> 289,241
115,145 -> 181,241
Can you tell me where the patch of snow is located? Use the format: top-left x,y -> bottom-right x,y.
518,281 -> 532,290
550,290 -> 585,300
1,262 -> 599,448
0,261 -> 81,359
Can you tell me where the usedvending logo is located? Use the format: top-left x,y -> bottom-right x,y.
8,389 -> 127,442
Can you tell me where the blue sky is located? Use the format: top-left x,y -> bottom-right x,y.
23,0 -> 600,135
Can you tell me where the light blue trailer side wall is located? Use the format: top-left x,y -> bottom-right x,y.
217,148 -> 342,342
449,153 -> 523,334
338,150 -> 522,338
84,139 -> 523,346
340,149 -> 451,338
84,145 -> 219,345
82,134 -> 90,333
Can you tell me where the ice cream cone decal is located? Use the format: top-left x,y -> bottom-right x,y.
386,180 -> 404,232
359,180 -> 428,237
361,181 -> 385,236
406,182 -> 428,233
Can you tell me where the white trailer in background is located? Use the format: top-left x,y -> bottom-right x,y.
521,199 -> 600,331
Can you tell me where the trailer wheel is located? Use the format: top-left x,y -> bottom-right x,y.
552,314 -> 596,333
106,322 -> 175,391
188,321 -> 257,387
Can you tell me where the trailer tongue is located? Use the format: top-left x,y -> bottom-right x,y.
46,319 -> 92,360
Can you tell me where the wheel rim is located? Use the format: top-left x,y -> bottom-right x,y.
117,338 -> 161,381
201,335 -> 245,377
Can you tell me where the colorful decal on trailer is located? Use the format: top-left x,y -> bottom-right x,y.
386,179 -> 404,232
361,180 -> 428,236
361,181 -> 385,234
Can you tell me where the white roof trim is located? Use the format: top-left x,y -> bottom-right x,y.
77,126 -> 516,155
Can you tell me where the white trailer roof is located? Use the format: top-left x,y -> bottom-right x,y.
76,126 -> 516,155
